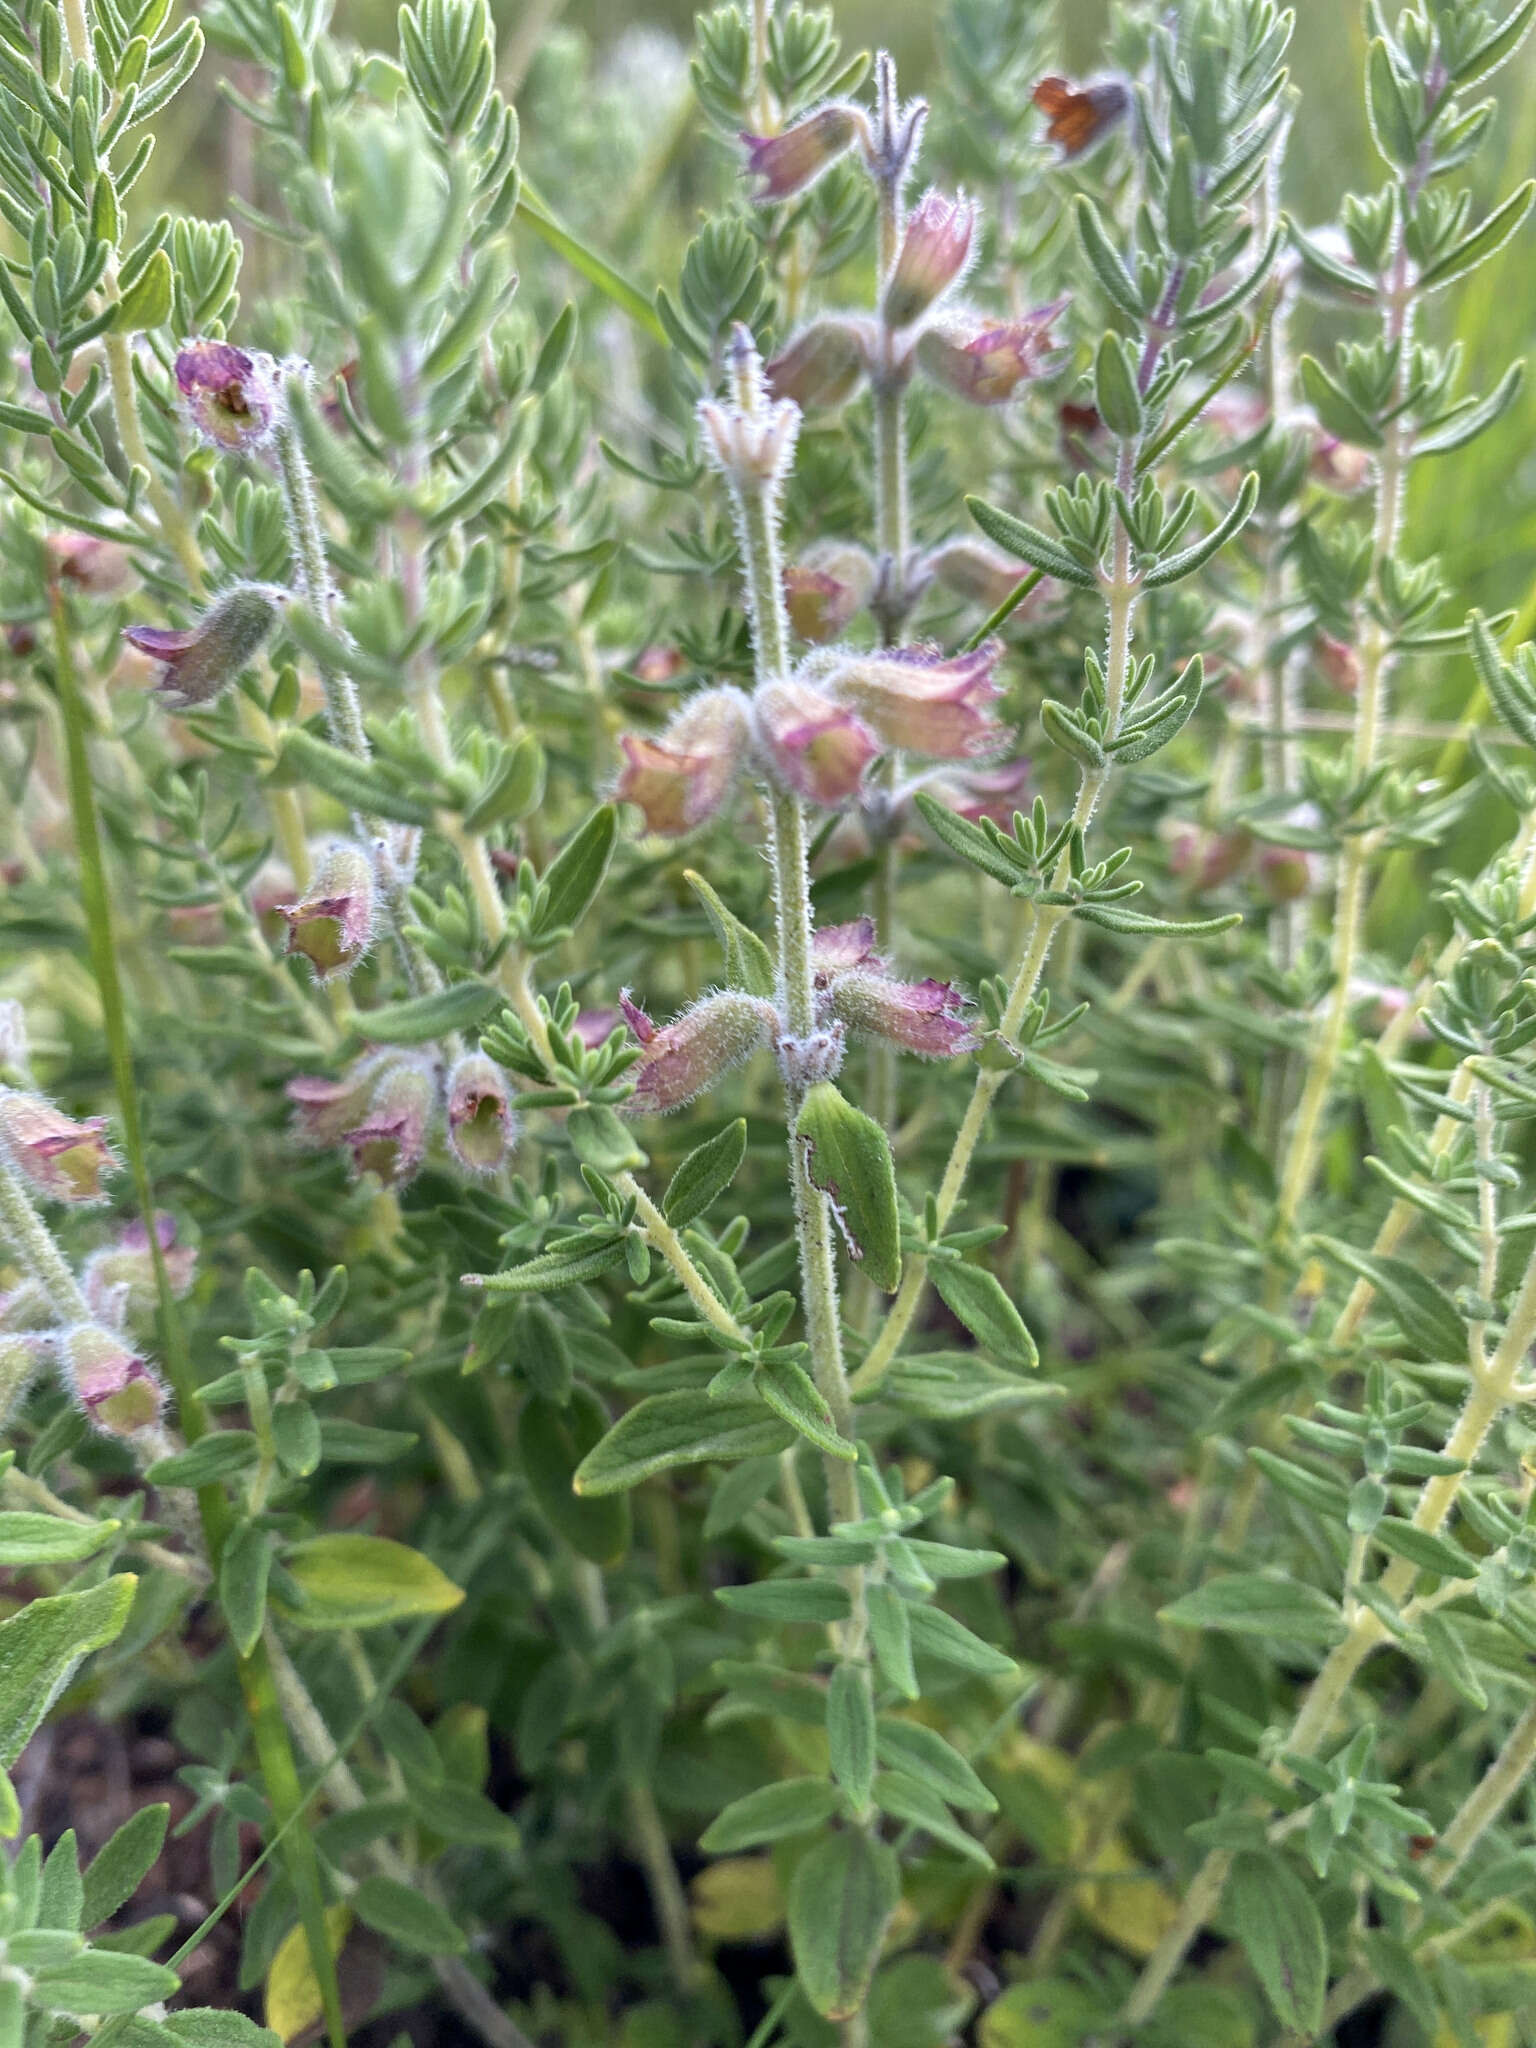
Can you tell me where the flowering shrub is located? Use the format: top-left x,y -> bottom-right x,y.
4,0 -> 1536,2042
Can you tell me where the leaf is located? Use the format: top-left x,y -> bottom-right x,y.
81,1805 -> 169,1929
867,1955 -> 976,2048
471,1239 -> 629,1295
1372,1517 -> 1479,1579
114,248 -> 172,331
536,804 -> 616,936
1418,180 -> 1535,292
1160,1573 -> 1346,1645
1311,1238 -> 1466,1360
349,979 -> 501,1046
281,1535 -> 464,1630
351,1875 -> 467,1957
32,1949 -> 181,2016
0,1575 -> 137,1767
520,1389 -> 632,1565
716,1579 -> 851,1624
163,2012 -> 282,2048
0,1511 -> 121,1564
685,870 -> 776,998
573,1389 -> 794,1494
1468,608 -> 1536,749
907,1602 -> 1017,1678
979,1977 -> 1110,2047
275,728 -> 437,826
1416,362 -> 1525,458
865,1583 -> 918,1699
1071,193 -> 1147,316
911,793 -> 1025,888
875,1722 -> 997,1813
788,1828 -> 901,2022
263,1906 -> 351,2044
146,1431 -> 258,1488
827,1665 -> 876,1812
929,1260 -> 1037,1369
964,495 -> 1097,589
795,1082 -> 902,1293
1224,1849 -> 1326,2033
689,1858 -> 784,1941
1299,353 -> 1384,448
874,1771 -> 992,1866
663,1119 -> 748,1229
754,1354 -> 857,1461
1140,473 -> 1260,588
699,1777 -> 841,1854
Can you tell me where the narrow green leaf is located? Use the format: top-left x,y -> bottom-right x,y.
827,1665 -> 875,1812
754,1354 -> 857,1461
663,1118 -> 747,1229
282,1535 -> 465,1630
81,1806 -> 170,1929
699,1776 -> 841,1854
351,980 -> 501,1046
930,1260 -> 1037,1369
789,1829 -> 901,2022
964,496 -> 1097,589
520,1389 -> 631,1565
1224,1849 -> 1326,2033
0,1512 -> 120,1565
0,1576 -> 138,1766
351,1875 -> 467,1956
572,1389 -> 793,1494
1161,1573 -> 1346,1645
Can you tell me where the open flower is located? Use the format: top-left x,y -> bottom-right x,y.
123,582 -> 286,710
278,841 -> 376,981
742,105 -> 867,199
623,991 -> 776,1113
46,533 -> 132,595
823,641 -> 1009,759
0,1089 -> 115,1203
812,918 -> 883,981
343,1059 -> 437,1189
753,679 -> 880,806
286,1057 -> 387,1149
63,1323 -> 166,1437
446,1052 -> 518,1174
784,546 -> 875,643
174,340 -> 279,452
615,687 -> 751,836
915,301 -> 1066,405
883,191 -> 977,330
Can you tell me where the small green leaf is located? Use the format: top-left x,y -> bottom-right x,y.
699,1776 -> 841,1854
351,1875 -> 467,1956
0,1512 -> 121,1565
875,1721 -> 997,1813
1093,332 -> 1143,439
684,871 -> 777,998
754,1354 -> 857,1461
1372,1517 -> 1479,1580
865,1584 -> 918,1699
1311,1238 -> 1466,1359
1161,1573 -> 1346,1645
930,1260 -> 1037,1369
281,1535 -> 464,1630
827,1665 -> 875,1812
964,496 -> 1097,588
520,1389 -> 632,1565
146,1431 -> 258,1488
1418,178 -> 1535,293
81,1806 -> 170,1929
0,1576 -> 137,1767
663,1118 -> 748,1229
795,1082 -> 902,1293
162,2011 -> 282,2048
906,1603 -> 1016,1678
1224,1849 -> 1326,2033
979,1978 -> 1113,2047
788,1829 -> 901,2022
350,979 -> 501,1046
219,1522 -> 272,1660
33,1950 -> 180,2016
572,1389 -> 793,1494
113,248 -> 172,331
536,804 -> 616,936
716,1579 -> 851,1624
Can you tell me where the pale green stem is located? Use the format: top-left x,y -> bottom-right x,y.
0,1148 -> 89,1318
271,411 -> 370,762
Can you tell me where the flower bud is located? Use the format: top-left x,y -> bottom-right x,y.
765,320 -> 873,411
624,991 -> 776,1114
915,302 -> 1066,405
824,640 -> 1009,760
923,540 -> 1033,612
784,547 -> 875,643
343,1058 -> 437,1189
0,1331 -> 46,1430
829,970 -> 977,1058
753,679 -> 879,807
1031,73 -> 1133,159
0,1089 -> 115,1203
811,918 -> 883,981
82,1213 -> 197,1329
174,339 -> 279,453
286,1055 -> 388,1149
1314,632 -> 1361,694
1310,433 -> 1371,494
615,687 -> 751,836
62,1323 -> 165,1437
1258,843 -> 1313,903
883,191 -> 977,330
916,755 -> 1033,827
277,840 -> 377,981
446,1052 -> 518,1174
742,105 -> 866,200
46,532 -> 132,595
123,582 -> 287,709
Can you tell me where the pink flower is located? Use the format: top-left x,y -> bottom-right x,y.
765,320 -> 873,411
343,1059 -> 437,1189
46,533 -> 132,595
83,1212 -> 197,1329
286,1059 -> 385,1149
824,641 -> 1009,759
829,970 -> 977,1059
174,340 -> 278,452
122,582 -> 286,709
915,301 -> 1066,405
753,679 -> 879,806
1314,633 -> 1362,694
0,1090 -> 116,1203
742,105 -> 866,199
624,991 -> 775,1113
574,1008 -> 621,1049
918,756 -> 1033,826
784,547 -> 874,643
883,191 -> 977,330
63,1323 -> 165,1437
277,841 -> 376,981
614,687 -> 751,836
446,1053 -> 517,1174
812,918 -> 883,980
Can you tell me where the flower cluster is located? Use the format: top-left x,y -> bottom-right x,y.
287,1046 -> 519,1186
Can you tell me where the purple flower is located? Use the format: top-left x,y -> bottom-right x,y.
883,190 -> 977,330
828,970 -> 977,1059
174,340 -> 278,452
624,991 -> 775,1113
277,841 -> 376,982
123,582 -> 286,709
343,1059 -> 437,1189
82,1212 -> 197,1329
614,688 -> 751,836
63,1323 -> 166,1437
914,301 -> 1067,405
812,918 -> 883,981
446,1053 -> 518,1174
823,641 -> 1010,760
753,679 -> 880,807
0,1089 -> 116,1203
742,105 -> 867,199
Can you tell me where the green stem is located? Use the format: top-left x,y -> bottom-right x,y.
272,410 -> 370,761
52,589 -> 349,2048
0,1148 -> 89,1317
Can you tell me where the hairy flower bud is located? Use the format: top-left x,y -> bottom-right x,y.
829,970 -> 977,1058
915,302 -> 1066,405
1258,843 -> 1314,903
46,532 -> 132,595
753,679 -> 879,807
343,1058 -> 437,1189
823,641 -> 1009,759
0,1089 -> 115,1203
446,1053 -> 518,1174
1031,73 -> 1133,159
924,540 -> 1035,611
286,1056 -> 388,1149
174,339 -> 279,452
0,1331 -> 46,1430
278,841 -> 377,981
624,991 -> 776,1113
614,687 -> 751,835
742,105 -> 866,199
784,547 -> 875,643
883,191 -> 977,330
123,582 -> 287,710
765,319 -> 873,411
811,918 -> 883,981
62,1323 -> 166,1436
1314,632 -> 1362,694
82,1213 -> 197,1329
